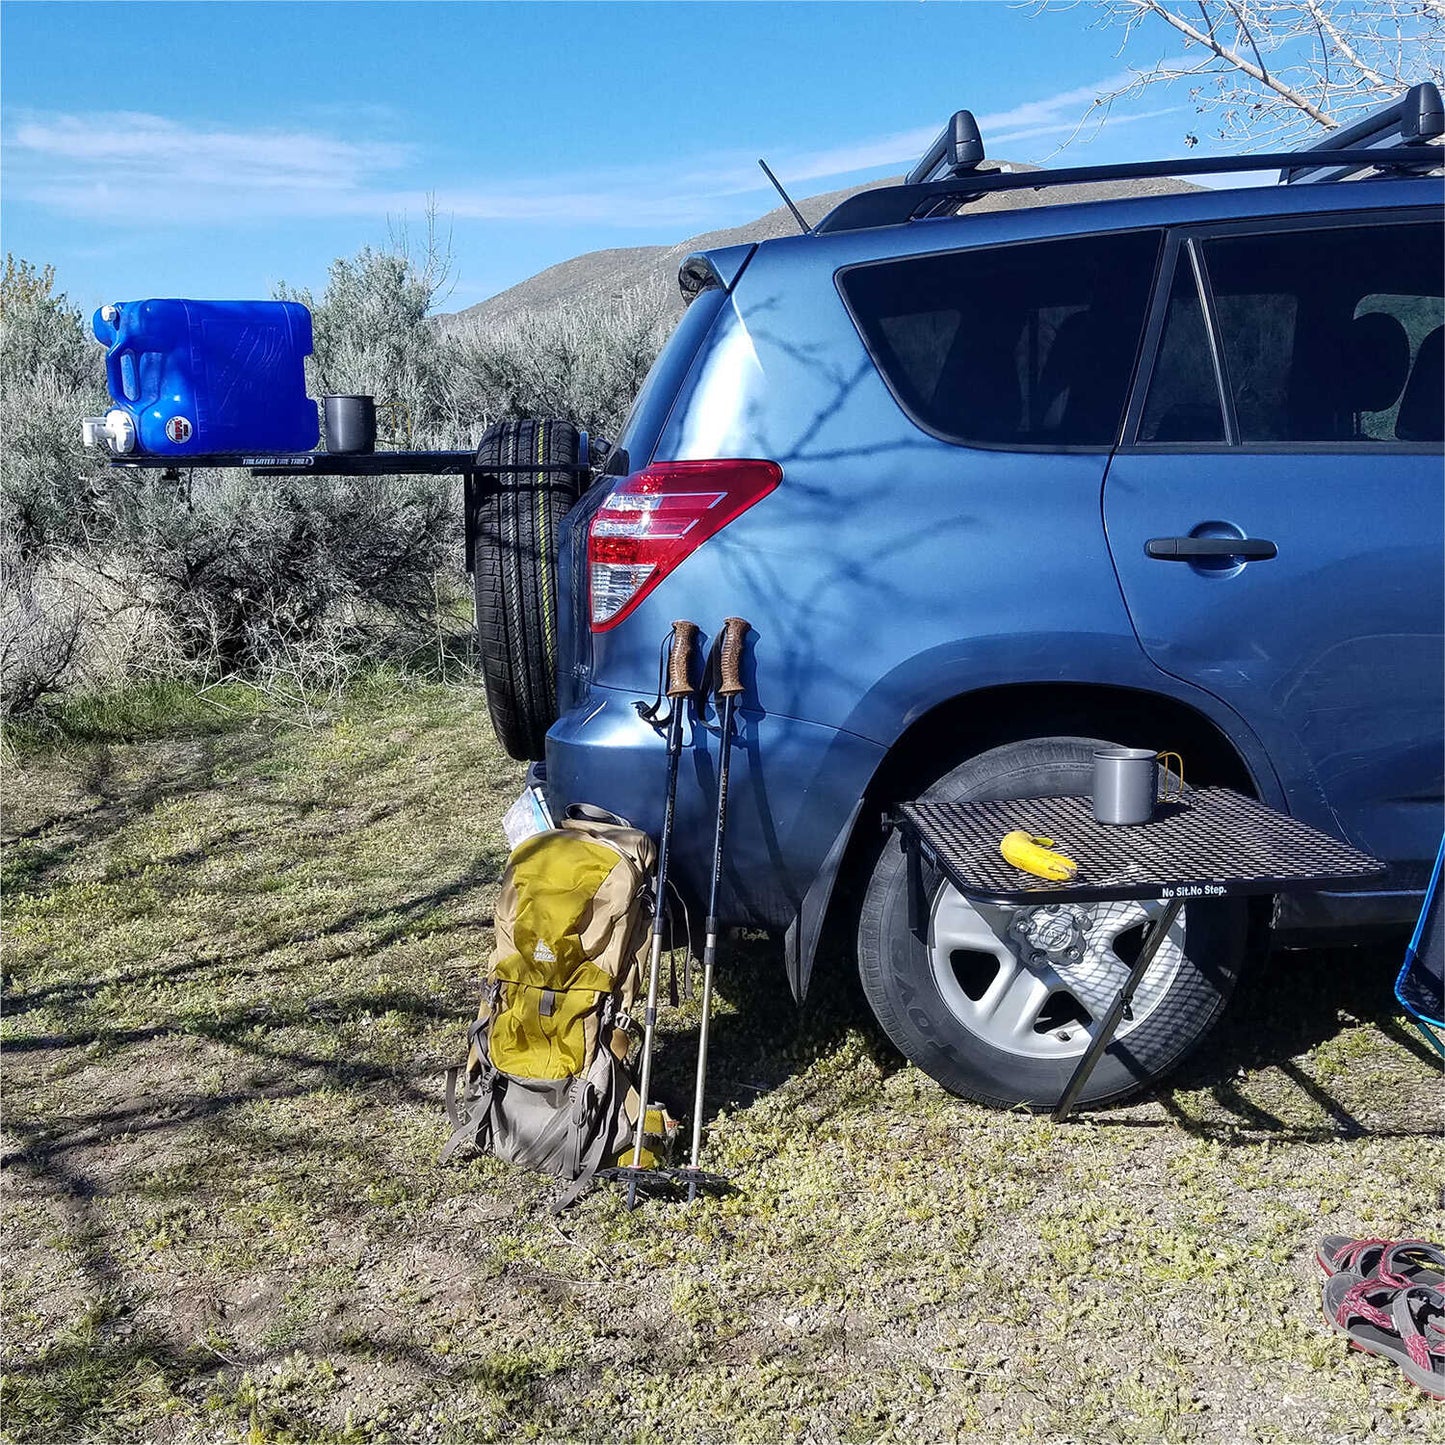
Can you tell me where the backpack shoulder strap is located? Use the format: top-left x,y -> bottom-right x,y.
561,811 -> 658,877
564,802 -> 632,827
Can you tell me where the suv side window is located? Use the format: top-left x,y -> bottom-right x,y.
840,230 -> 1163,448
1138,218 -> 1445,446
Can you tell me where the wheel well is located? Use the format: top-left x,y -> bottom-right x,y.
862,682 -> 1258,811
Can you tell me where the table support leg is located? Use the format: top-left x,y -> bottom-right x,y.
906,835 -> 929,942
1051,898 -> 1185,1123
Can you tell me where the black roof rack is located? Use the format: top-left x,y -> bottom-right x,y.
906,110 -> 988,185
1281,81 -> 1444,184
815,84 -> 1443,237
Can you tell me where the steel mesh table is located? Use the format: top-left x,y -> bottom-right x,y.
890,788 -> 1385,1119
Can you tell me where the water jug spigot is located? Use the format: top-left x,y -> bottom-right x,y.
80,408 -> 137,455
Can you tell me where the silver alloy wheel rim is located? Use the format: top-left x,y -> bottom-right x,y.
927,886 -> 1186,1059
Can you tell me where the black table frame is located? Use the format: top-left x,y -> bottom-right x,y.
108,451 -> 595,574
889,788 -> 1385,1121
108,451 -> 589,477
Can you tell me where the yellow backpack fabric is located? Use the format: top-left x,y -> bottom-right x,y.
442,809 -> 658,1206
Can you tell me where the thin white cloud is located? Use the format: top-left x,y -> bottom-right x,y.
673,68 -> 1183,197
977,70 -> 1143,133
752,125 -> 939,186
990,105 -> 1183,151
757,68 -> 1177,186
5,109 -> 730,226
11,111 -> 411,194
4,69 -> 1184,231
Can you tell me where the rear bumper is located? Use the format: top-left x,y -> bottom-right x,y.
545,686 -> 885,931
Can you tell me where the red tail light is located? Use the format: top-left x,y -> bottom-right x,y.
588,459 -> 781,631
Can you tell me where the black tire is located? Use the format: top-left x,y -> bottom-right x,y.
471,419 -> 586,761
856,737 -> 1247,1109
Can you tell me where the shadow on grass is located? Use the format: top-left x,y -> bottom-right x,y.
1154,933 -> 1436,1135
1,952 -> 306,1019
658,924 -> 1434,1146
0,1320 -> 221,1442
648,929 -> 903,1126
2,729 -> 275,903
0,981 -> 458,1110
0,1306 -> 506,1443
2,1120 -> 572,1441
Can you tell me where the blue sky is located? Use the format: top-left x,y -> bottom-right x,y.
4,1 -> 1209,316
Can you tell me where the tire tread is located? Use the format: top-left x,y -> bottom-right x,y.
472,418 -> 584,760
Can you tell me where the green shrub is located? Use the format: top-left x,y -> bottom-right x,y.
0,229 -> 672,716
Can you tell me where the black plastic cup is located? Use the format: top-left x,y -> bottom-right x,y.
323,395 -> 376,454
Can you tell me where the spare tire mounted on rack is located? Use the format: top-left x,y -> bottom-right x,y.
469,418 -> 588,761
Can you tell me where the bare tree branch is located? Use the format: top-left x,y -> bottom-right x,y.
1132,0 -> 1339,127
1302,0 -> 1388,87
1043,2 -> 1445,148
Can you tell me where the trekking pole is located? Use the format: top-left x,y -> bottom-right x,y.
626,618 -> 699,1210
685,616 -> 749,1202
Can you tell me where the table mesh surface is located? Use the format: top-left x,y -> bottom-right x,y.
898,788 -> 1385,903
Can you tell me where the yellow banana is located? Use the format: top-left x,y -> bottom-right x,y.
999,830 -> 1078,882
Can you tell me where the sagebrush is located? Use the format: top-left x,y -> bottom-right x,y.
0,237 -> 674,715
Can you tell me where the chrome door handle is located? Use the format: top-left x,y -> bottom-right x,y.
1145,537 -> 1278,561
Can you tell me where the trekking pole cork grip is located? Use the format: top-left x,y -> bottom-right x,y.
717,617 -> 750,697
666,620 -> 700,697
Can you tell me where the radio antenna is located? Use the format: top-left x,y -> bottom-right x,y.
758,159 -> 811,235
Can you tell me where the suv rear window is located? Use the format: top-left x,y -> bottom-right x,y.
612,285 -> 726,469
839,230 -> 1162,448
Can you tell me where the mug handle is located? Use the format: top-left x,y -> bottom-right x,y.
1156,751 -> 1186,802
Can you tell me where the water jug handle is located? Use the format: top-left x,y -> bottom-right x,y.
105,343 -> 137,406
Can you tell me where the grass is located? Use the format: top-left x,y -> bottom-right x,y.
4,679 -> 274,754
3,679 -> 1443,1444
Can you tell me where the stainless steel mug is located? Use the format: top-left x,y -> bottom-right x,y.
323,395 -> 376,454
1092,747 -> 1185,825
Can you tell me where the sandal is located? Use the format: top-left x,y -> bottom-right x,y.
1317,1235 -> 1445,1288
1323,1272 -> 1445,1400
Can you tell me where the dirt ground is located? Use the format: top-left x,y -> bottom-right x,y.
3,682 -> 1443,1443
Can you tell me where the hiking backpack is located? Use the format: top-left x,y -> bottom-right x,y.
442,807 -> 664,1206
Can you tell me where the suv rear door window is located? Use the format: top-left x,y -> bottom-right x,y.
840,230 -> 1163,448
1137,218 -> 1444,446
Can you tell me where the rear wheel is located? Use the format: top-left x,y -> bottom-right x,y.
471,418 -> 587,761
856,737 -> 1247,1108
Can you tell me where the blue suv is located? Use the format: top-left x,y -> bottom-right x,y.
474,90 -> 1444,1109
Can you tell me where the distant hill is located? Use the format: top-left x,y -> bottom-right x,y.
447,179 -> 890,327
448,168 -> 1198,325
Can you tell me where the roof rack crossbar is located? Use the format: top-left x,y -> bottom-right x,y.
814,147 -> 1443,235
1281,81 -> 1445,184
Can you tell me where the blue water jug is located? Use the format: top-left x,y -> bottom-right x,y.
92,299 -> 319,455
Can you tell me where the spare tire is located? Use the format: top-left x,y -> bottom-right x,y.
471,418 -> 587,761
